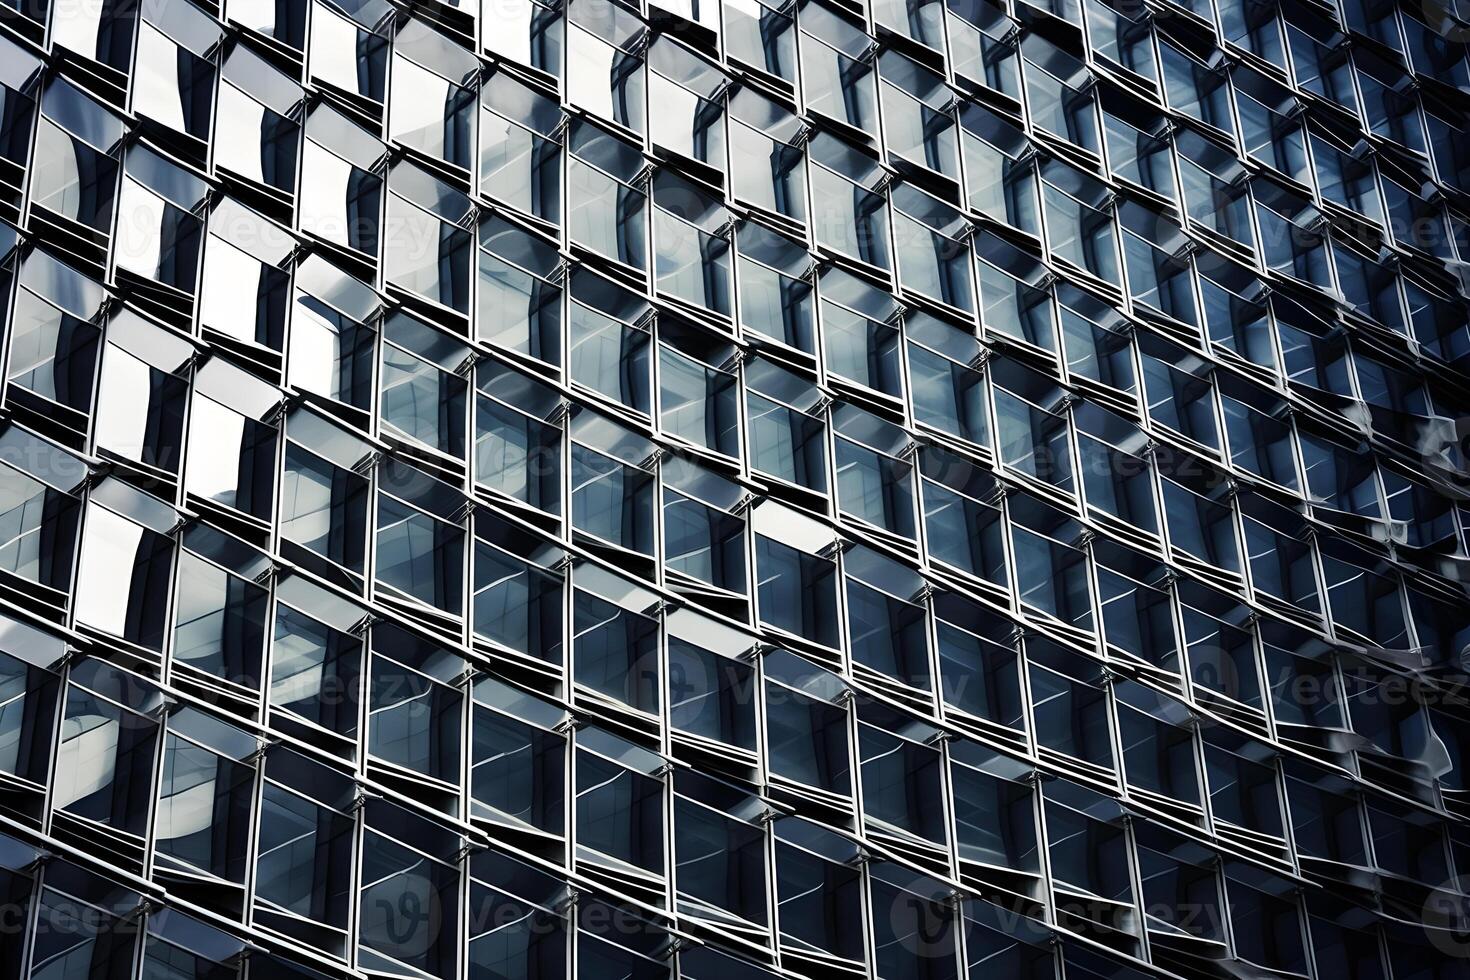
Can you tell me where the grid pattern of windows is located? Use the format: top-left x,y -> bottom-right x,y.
0,0 -> 1465,977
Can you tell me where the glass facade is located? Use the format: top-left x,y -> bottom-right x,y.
0,0 -> 1462,977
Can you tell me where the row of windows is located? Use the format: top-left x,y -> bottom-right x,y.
0,632 -> 1464,980
2,228 -> 1462,655
1,0 -> 1466,368
15,813 -> 1427,980
0,395 -> 1461,977
0,0 -> 1464,978
10,0 -> 1468,179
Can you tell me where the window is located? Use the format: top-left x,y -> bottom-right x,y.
890,182 -> 975,313
1177,129 -> 1255,254
173,525 -> 270,694
775,819 -> 865,965
651,172 -> 732,317
724,0 -> 797,85
1022,35 -> 1100,152
53,660 -> 162,855
666,609 -> 757,751
475,355 -> 564,516
662,456 -> 747,596
800,4 -> 877,133
1234,68 -> 1308,184
199,200 -> 293,358
5,250 -> 103,438
569,412 -> 657,556
1044,779 -> 1138,949
0,616 -> 64,799
833,405 -> 917,539
1094,542 -> 1176,670
993,359 -> 1075,496
380,313 -> 469,461
471,677 -> 567,843
879,51 -> 959,182
390,19 -> 478,170
674,773 -> 769,930
1029,640 -> 1113,773
1160,468 -> 1240,576
960,104 -> 1041,236
921,447 -> 1009,588
951,743 -> 1038,872
1101,98 -> 1175,199
477,215 -> 563,365
215,46 -> 301,200
308,0 -> 390,110
1141,336 -> 1221,450
481,72 -> 563,227
567,0 -> 646,135
383,164 -> 474,316
729,90 -> 807,224
279,409 -> 373,589
288,254 -> 379,425
358,803 -> 460,980
132,0 -> 219,146
1204,734 -> 1284,844
569,268 -> 653,413
575,727 -> 666,879
746,356 -> 828,495
1116,680 -> 1199,806
1062,299 -> 1136,398
753,503 -> 840,648
375,459 -> 467,619
269,575 -> 365,752
937,597 -> 1025,732
736,224 -> 815,352
1086,0 -> 1157,80
468,852 -> 568,979
572,564 -> 661,715
808,134 -> 891,272
820,266 -> 903,399
977,234 -> 1056,350
568,120 -> 649,273
907,312 -> 990,444
1160,42 -> 1234,136
948,0 -> 1021,97
647,38 -> 726,175
765,649 -> 852,797
185,359 -> 280,527
659,321 -> 740,457
30,79 -> 123,235
482,0 -> 562,76
859,705 -> 946,844
0,425 -> 83,606
74,480 -> 178,652
367,624 -> 465,793
1039,159 -> 1120,287
298,104 -> 385,260
472,511 -> 565,663
155,708 -> 257,889
1119,202 -> 1198,331
30,870 -> 137,980
846,546 -> 929,690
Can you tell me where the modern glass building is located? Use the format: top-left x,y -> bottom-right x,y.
0,0 -> 1465,976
